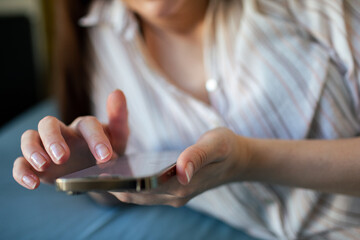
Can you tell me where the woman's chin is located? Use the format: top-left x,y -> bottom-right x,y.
123,0 -> 184,19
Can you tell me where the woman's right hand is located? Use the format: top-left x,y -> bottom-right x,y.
12,90 -> 129,190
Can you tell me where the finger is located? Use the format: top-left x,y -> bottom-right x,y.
13,157 -> 40,190
21,130 -> 51,172
110,191 -> 188,207
176,128 -> 231,185
38,116 -> 70,165
106,89 -> 129,155
71,116 -> 113,163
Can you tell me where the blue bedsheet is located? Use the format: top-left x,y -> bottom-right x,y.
0,100 -> 260,240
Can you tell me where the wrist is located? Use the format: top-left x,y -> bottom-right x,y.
242,138 -> 290,184
230,135 -> 256,182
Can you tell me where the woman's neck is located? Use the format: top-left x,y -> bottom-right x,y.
134,0 -> 209,39
129,0 -> 211,104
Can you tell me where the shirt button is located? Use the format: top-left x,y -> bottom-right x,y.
206,78 -> 219,92
212,120 -> 222,128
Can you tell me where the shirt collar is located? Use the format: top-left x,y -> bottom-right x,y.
79,0 -> 138,41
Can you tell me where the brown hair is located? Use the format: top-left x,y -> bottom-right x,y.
52,0 -> 92,124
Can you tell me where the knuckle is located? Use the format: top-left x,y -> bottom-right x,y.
212,128 -> 232,155
21,129 -> 37,142
38,116 -> 57,128
76,116 -> 98,129
70,116 -> 84,129
74,116 -> 85,122
82,116 -> 98,123
217,137 -> 230,157
72,116 -> 84,126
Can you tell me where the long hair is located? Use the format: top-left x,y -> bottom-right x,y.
52,0 -> 92,124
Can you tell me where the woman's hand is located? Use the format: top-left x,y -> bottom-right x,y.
13,90 -> 129,190
110,128 -> 251,207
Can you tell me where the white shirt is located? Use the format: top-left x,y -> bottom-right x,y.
81,0 -> 360,239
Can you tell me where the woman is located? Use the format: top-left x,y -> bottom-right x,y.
12,0 -> 360,239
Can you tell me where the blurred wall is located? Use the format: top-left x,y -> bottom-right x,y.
0,0 -> 51,127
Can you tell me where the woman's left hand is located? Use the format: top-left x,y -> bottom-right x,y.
110,128 -> 251,207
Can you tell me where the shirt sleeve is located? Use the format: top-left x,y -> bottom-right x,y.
288,0 -> 360,120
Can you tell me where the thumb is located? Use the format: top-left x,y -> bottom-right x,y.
106,89 -> 129,155
176,129 -> 230,185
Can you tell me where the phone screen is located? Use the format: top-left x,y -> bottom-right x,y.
59,151 -> 181,180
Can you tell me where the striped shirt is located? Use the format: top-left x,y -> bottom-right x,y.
81,0 -> 360,239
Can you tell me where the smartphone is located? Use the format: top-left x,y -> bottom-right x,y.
56,151 -> 181,195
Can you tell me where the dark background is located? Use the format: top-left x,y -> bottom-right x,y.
0,0 -> 52,128
0,16 -> 41,127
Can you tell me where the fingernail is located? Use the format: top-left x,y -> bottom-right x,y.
22,175 -> 37,189
31,152 -> 47,169
185,162 -> 194,184
50,143 -> 65,162
95,144 -> 110,161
